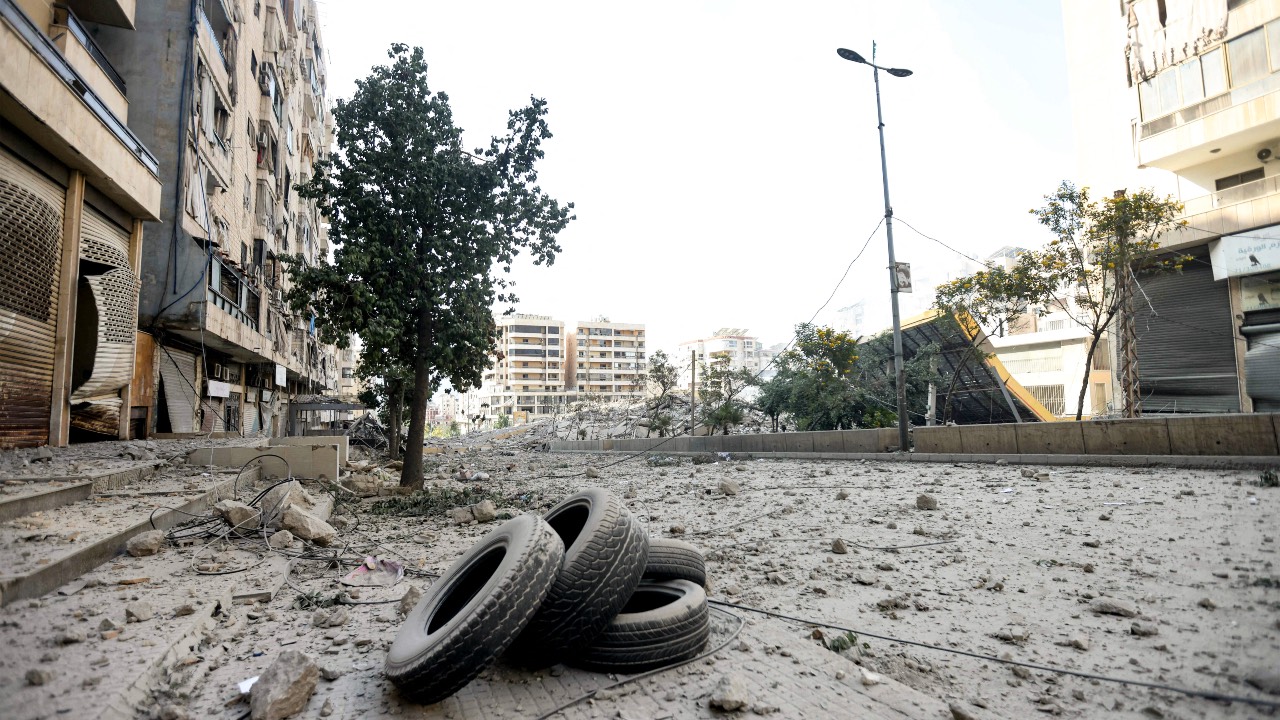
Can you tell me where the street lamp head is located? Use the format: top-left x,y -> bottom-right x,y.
836,47 -> 867,64
885,67 -> 913,78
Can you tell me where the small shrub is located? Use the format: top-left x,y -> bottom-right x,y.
1259,468 -> 1279,488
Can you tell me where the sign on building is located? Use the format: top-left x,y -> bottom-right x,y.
1209,228 -> 1280,280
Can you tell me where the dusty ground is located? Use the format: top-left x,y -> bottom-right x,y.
0,439 -> 1277,719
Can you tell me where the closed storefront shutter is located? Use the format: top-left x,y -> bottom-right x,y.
1133,249 -> 1240,413
0,147 -> 66,448
159,349 -> 199,433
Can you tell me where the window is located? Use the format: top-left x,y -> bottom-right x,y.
1026,384 -> 1066,416
1270,20 -> 1280,73
1178,58 -> 1204,105
1202,47 -> 1228,97
243,177 -> 251,212
1228,29 -> 1269,87
342,367 -> 354,379
1215,167 -> 1265,191
1092,339 -> 1111,370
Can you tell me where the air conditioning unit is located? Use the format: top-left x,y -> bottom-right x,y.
212,363 -> 225,381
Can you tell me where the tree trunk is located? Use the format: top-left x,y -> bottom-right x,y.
387,379 -> 403,460
400,312 -> 432,489
1076,332 -> 1102,421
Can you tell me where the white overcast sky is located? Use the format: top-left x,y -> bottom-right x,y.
317,0 -> 1075,354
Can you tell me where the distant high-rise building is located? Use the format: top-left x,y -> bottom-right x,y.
571,318 -> 647,399
678,328 -> 773,384
479,314 -> 568,420
836,302 -> 866,336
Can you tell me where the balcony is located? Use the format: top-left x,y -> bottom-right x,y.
51,5 -> 127,120
1159,173 -> 1280,250
208,254 -> 261,332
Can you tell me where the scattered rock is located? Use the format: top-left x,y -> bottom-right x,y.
719,479 -> 740,496
994,626 -> 1030,643
319,663 -> 346,681
173,604 -> 195,618
259,481 -> 309,524
267,530 -> 295,549
1197,597 -> 1217,611
854,573 -> 877,586
319,698 -> 334,717
835,489 -> 850,500
916,494 -> 939,511
126,530 -> 165,557
1245,669 -> 1280,696
125,602 -> 154,623
26,668 -> 53,686
398,586 -> 423,616
32,446 -> 55,463
831,538 -> 849,554
281,506 -> 337,545
313,607 -> 348,628
250,650 -> 319,720
1021,468 -> 1036,478
709,673 -> 751,712
766,572 -> 786,585
213,500 -> 261,530
342,474 -> 381,498
448,506 -> 475,525
669,524 -> 686,535
860,668 -> 884,686
949,702 -> 979,720
584,467 -> 601,478
1068,634 -> 1090,651
1130,622 -> 1159,637
1090,597 -> 1138,618
470,499 -> 497,523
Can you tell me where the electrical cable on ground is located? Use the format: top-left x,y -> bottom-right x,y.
705,599 -> 1280,710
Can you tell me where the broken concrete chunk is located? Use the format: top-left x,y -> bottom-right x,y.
341,474 -> 381,498
916,494 -> 939,511
470,499 -> 497,523
1090,597 -> 1138,618
448,506 -> 475,525
281,506 -> 336,546
584,466 -> 601,478
250,650 -> 318,720
26,668 -> 53,686
126,530 -> 166,557
125,602 -> 154,623
398,585 -> 423,616
831,538 -> 849,555
214,500 -> 261,530
267,530 -> 295,549
719,479 -> 740,496
709,673 -> 751,711
259,481 -> 309,524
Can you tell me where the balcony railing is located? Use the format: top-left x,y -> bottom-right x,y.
53,5 -> 125,95
1181,173 -> 1280,216
1,0 -> 158,175
198,7 -> 230,72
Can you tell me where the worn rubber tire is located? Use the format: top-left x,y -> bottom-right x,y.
570,579 -> 710,673
643,537 -> 706,586
505,488 -> 650,668
385,514 -> 563,704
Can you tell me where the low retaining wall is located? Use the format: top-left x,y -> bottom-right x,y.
187,443 -> 339,480
549,414 -> 1280,461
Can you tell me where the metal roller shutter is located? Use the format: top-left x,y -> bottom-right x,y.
70,208 -> 138,435
159,349 -> 199,433
1244,331 -> 1280,411
1132,249 -> 1240,413
0,147 -> 65,448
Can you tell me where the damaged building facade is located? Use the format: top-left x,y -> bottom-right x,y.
108,0 -> 342,436
1064,0 -> 1280,413
0,0 -> 162,448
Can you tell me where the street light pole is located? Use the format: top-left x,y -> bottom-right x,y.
837,43 -> 912,452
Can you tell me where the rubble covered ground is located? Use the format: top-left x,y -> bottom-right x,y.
0,430 -> 1277,719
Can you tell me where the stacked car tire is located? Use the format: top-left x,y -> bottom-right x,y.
385,488 -> 710,705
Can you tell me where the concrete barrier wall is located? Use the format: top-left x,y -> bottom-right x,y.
545,414 -> 1280,458
271,436 -> 348,465
187,444 -> 339,480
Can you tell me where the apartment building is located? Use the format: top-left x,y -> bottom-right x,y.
105,0 -> 340,435
478,314 -> 568,421
1063,0 -> 1280,413
0,0 -> 163,448
570,318 -> 647,400
677,328 -> 774,384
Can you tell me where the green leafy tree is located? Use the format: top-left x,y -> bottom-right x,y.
286,45 -> 573,488
696,361 -> 753,435
936,182 -> 1186,420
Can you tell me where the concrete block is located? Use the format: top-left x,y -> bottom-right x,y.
1165,414 -> 1279,456
1080,418 -> 1171,455
271,436 -> 348,466
960,424 -> 1019,454
1014,422 -> 1086,455
782,433 -> 815,453
187,444 -> 339,481
810,431 -> 845,454
912,427 -> 963,454
721,435 -> 748,453
689,436 -> 713,453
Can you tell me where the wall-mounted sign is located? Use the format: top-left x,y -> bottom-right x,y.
894,262 -> 913,293
1241,272 -> 1280,312
207,380 -> 230,398
1209,227 -> 1280,280
275,363 -> 287,386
